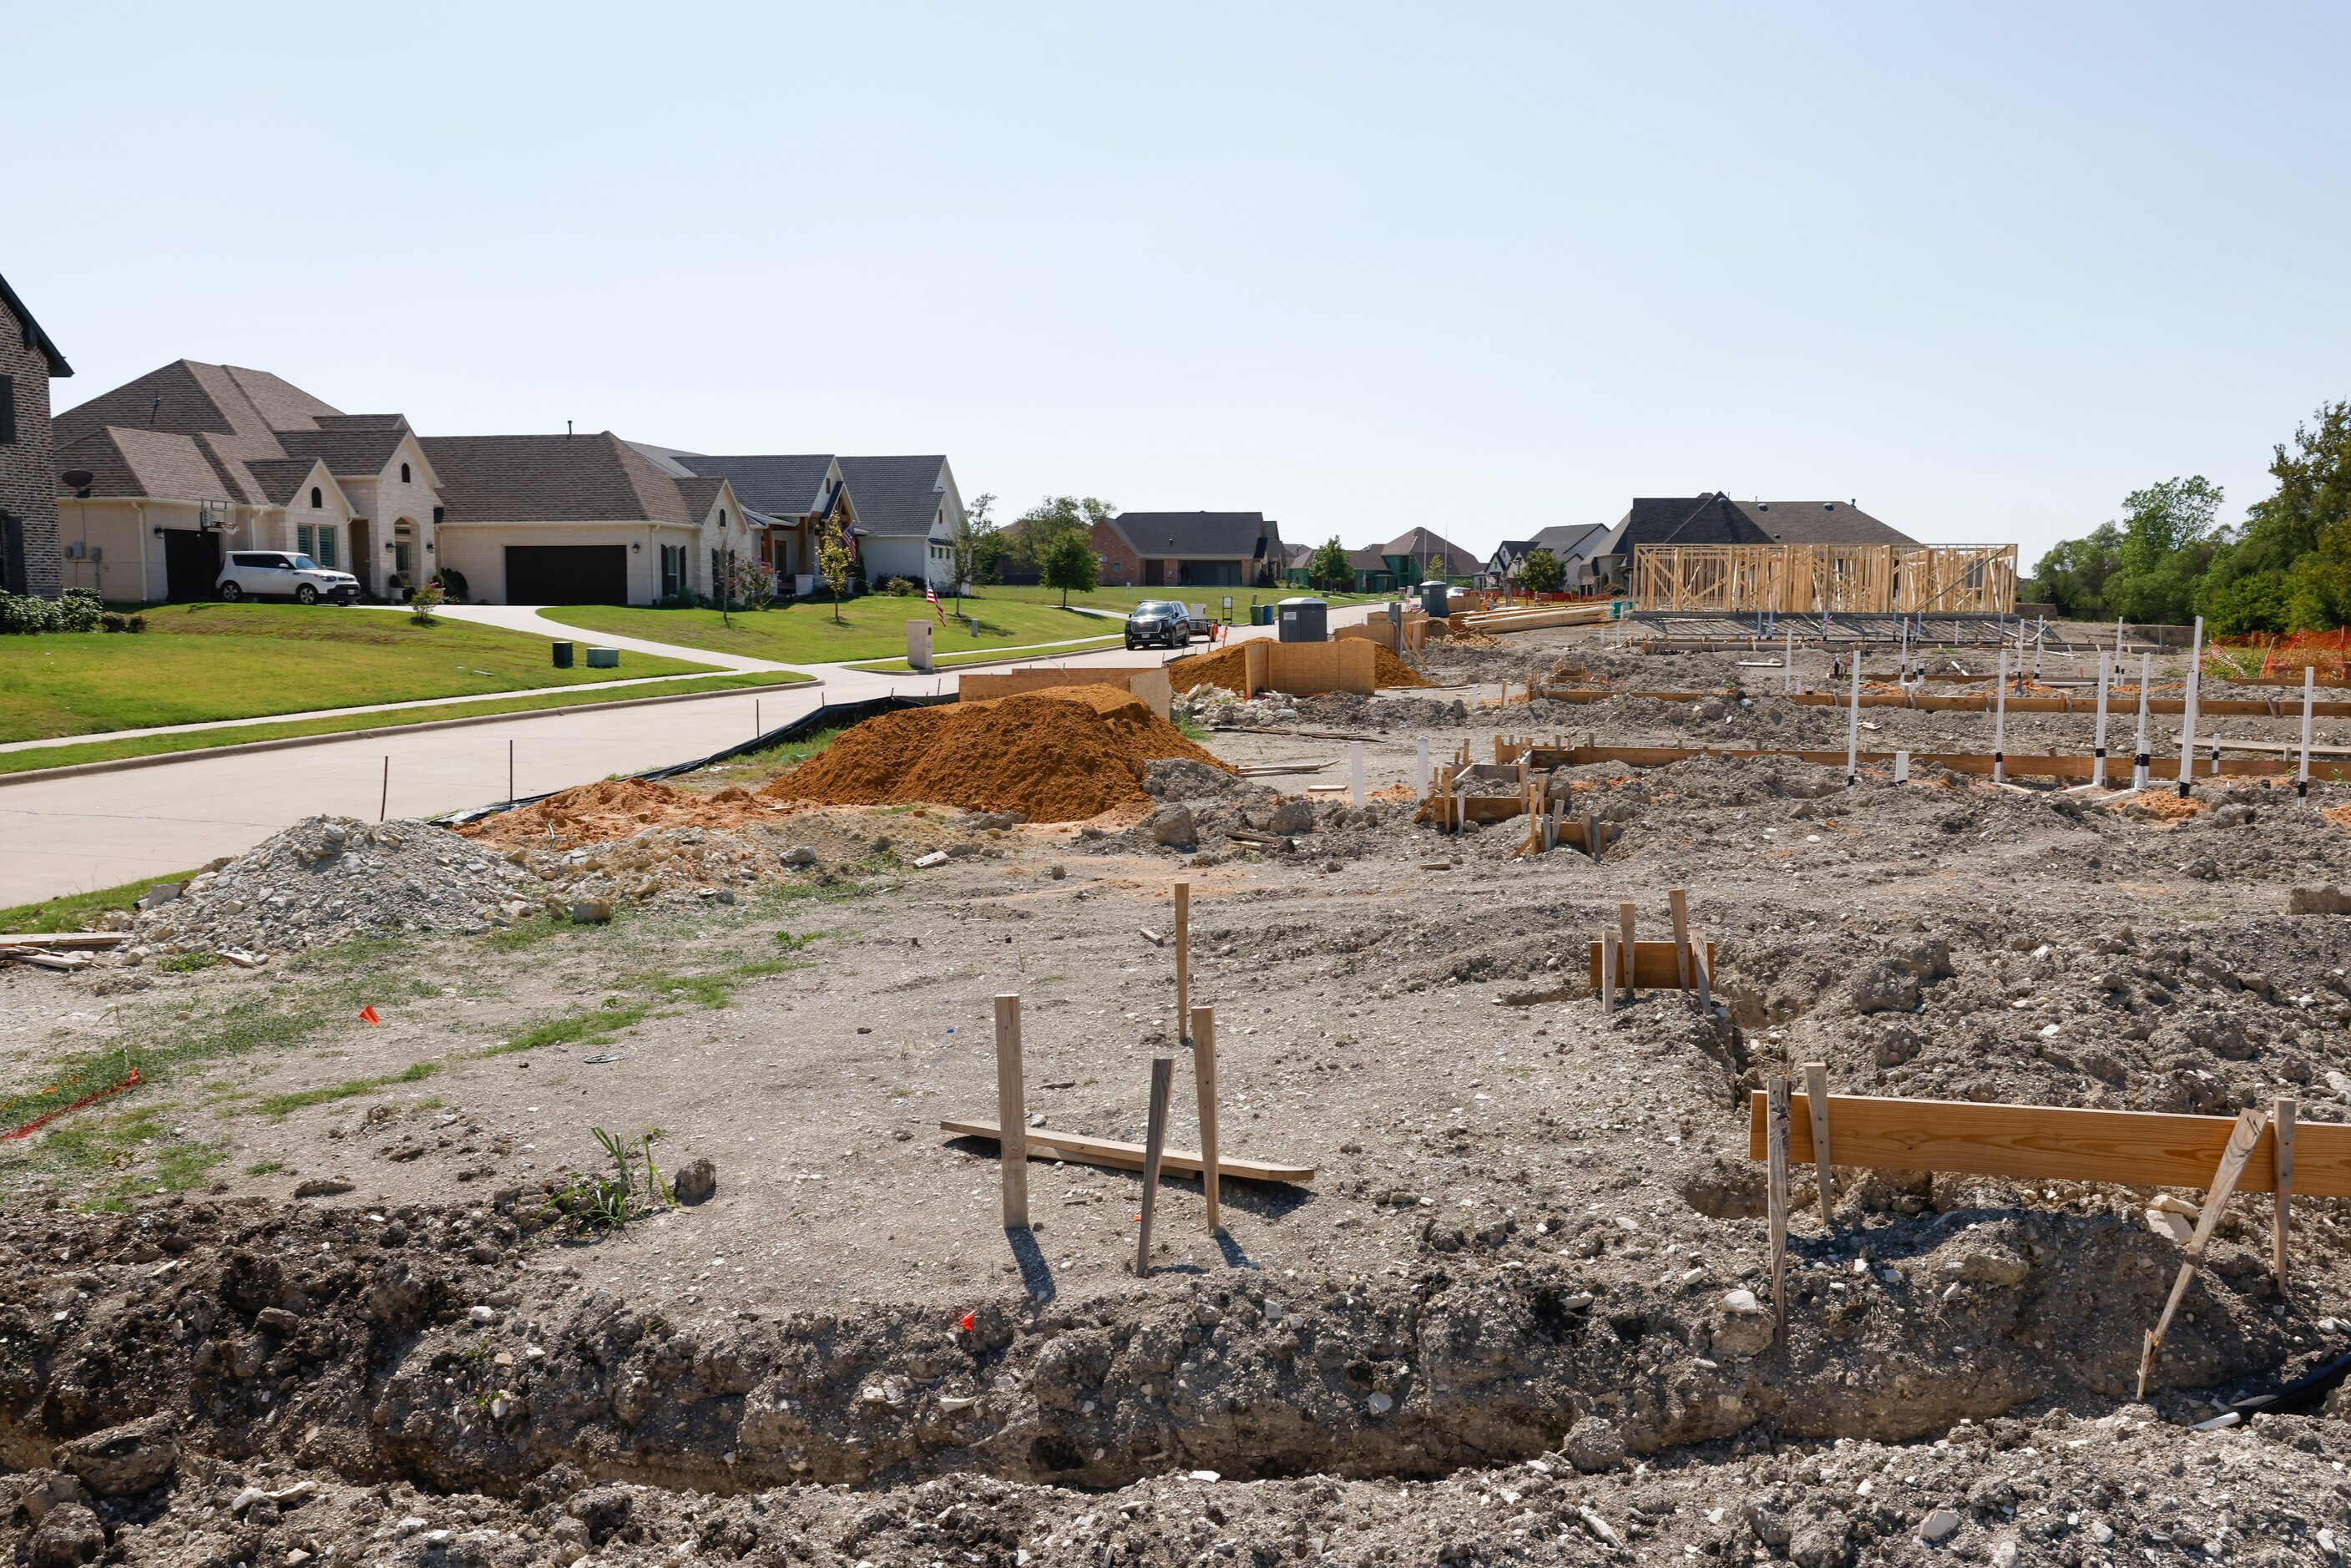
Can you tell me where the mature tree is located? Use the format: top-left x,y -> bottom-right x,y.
815,516 -> 857,625
1308,537 -> 1352,590
1040,531 -> 1100,608
2100,477 -> 2225,626
1005,496 -> 1117,569
1517,546 -> 1565,594
2202,401 -> 2351,633
2030,524 -> 2121,619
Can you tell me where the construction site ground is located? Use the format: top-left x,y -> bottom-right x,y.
5,621 -> 2351,1564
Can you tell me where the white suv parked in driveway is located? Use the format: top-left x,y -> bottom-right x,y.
216,551 -> 361,605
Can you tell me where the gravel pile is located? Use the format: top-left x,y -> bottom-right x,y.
122,816 -> 539,960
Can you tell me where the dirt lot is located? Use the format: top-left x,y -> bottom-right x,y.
5,623 -> 2351,1565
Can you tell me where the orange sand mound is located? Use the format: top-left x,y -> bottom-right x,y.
763,685 -> 1231,822
1373,644 -> 1432,689
463,777 -> 778,849
1166,642 -> 1431,693
2116,790 -> 2207,822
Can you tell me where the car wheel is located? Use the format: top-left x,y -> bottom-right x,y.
296,584 -> 319,605
219,582 -> 244,602
1125,638 -> 1139,650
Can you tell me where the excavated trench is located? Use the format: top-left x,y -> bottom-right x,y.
0,1185 -> 2315,1510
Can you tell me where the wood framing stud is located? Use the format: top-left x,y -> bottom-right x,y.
2137,1106 -> 2268,1400
1192,1005 -> 1221,1232
1802,1063 -> 1835,1227
1173,883 -> 1191,1044
2275,1095 -> 2296,1295
1669,888 -> 1692,990
1616,903 -> 1638,1004
1767,1079 -> 1792,1348
1135,1058 -> 1174,1277
1598,931 -> 1617,1014
993,994 -> 1029,1230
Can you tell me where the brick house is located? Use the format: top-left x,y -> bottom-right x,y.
1090,510 -> 1285,589
0,271 -> 72,598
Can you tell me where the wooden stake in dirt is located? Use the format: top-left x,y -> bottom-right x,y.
1173,883 -> 1191,1044
2275,1095 -> 2296,1294
2136,1104 -> 2268,1399
1192,1005 -> 1221,1232
2300,666 -> 2318,806
994,994 -> 1029,1229
2090,650 -> 2112,789
379,756 -> 390,822
1598,927 -> 1617,1014
1992,650 -> 2009,785
1844,650 -> 1862,787
1767,1077 -> 1792,1345
1582,807 -> 1602,863
1349,741 -> 1366,807
1783,627 -> 1795,695
2131,651 -> 2154,790
1616,902 -> 1638,1004
1669,887 -> 1692,989
2177,615 -> 2205,799
1135,1057 -> 1174,1277
1803,1061 -> 1835,1227
1415,736 -> 1430,799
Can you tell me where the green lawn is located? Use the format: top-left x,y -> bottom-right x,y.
979,584 -> 1393,614
543,595 -> 1133,665
0,869 -> 202,934
845,634 -> 1127,675
0,603 -> 721,743
0,669 -> 810,778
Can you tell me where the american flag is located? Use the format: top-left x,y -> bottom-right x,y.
926,584 -> 945,623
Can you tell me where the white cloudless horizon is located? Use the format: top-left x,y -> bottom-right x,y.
7,2 -> 2347,572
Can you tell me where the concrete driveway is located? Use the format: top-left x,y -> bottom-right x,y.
0,604 -> 1382,909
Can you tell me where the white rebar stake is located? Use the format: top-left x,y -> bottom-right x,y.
2131,652 -> 2153,790
2090,650 -> 2112,789
1844,651 -> 1862,787
1349,741 -> 1366,807
2177,615 -> 2204,798
1992,650 -> 2008,785
1784,627 -> 1795,695
2300,665 -> 2317,807
1414,736 -> 1430,800
1893,749 -> 1909,785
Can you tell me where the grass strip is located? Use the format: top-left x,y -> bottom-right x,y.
844,635 -> 1127,674
0,669 -> 812,778
0,869 -> 202,934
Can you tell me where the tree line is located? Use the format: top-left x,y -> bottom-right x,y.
2034,401 -> 2351,634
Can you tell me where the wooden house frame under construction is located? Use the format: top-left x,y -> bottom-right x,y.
1631,544 -> 2017,616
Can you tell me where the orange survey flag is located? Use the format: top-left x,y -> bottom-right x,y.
358,1005 -> 381,1026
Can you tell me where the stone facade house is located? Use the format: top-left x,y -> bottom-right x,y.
637,448 -> 964,592
0,271 -> 71,598
1090,511 -> 1286,589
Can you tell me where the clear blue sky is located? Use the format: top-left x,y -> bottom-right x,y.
9,3 -> 2347,570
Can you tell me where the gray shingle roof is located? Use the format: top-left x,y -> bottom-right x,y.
834,456 -> 948,539
1726,499 -> 1911,545
1105,511 -> 1278,559
422,432 -> 693,526
1377,526 -> 1477,567
244,458 -> 331,508
660,453 -> 835,518
57,427 -> 231,501
1600,493 -> 1914,554
0,271 -> 69,377
675,477 -> 727,522
276,426 -> 410,479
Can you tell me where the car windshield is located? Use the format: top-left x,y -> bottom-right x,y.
1137,601 -> 1182,616
289,555 -> 321,571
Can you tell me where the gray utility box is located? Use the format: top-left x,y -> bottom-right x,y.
1277,597 -> 1329,643
1418,581 -> 1452,620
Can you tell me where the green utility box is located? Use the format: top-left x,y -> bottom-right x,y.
584,647 -> 620,670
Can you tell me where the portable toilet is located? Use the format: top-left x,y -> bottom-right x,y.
1277,597 -> 1329,643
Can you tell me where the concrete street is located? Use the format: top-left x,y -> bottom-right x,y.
0,603 -> 1378,908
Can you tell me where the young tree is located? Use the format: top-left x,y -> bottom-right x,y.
1006,496 -> 1116,569
1040,531 -> 1100,608
1517,546 -> 1565,594
945,493 -> 1002,616
2103,477 -> 2225,626
1425,552 -> 1449,582
815,517 -> 857,625
1307,537 -> 1352,590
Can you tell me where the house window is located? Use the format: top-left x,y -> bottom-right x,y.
315,529 -> 337,568
0,376 -> 13,445
310,486 -> 323,509
400,463 -> 411,483
393,541 -> 412,578
661,544 -> 684,600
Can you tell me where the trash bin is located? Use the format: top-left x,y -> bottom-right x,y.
1418,581 -> 1451,620
551,640 -> 574,669
585,647 -> 620,670
1277,596 -> 1328,643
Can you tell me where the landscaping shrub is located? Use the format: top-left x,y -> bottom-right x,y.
432,566 -> 470,602
408,581 -> 447,625
883,576 -> 918,597
0,589 -> 103,635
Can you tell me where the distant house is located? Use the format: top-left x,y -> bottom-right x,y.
0,271 -> 70,599
423,432 -> 756,604
835,456 -> 962,589
1090,511 -> 1285,589
636,448 -> 847,594
1491,523 -> 1611,589
1347,526 -> 1479,592
53,361 -> 440,603
637,448 -> 963,591
1586,493 -> 1912,592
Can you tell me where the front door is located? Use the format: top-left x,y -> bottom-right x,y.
163,529 -> 220,602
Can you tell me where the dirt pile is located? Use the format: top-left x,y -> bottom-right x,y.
462,777 -> 786,850
1372,644 -> 1431,688
765,685 -> 1228,822
1168,645 -> 1250,693
118,817 -> 536,961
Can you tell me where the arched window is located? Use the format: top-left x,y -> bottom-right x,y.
310,487 -> 322,509
720,509 -> 728,528
400,463 -> 411,483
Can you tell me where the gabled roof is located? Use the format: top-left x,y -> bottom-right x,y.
1102,511 -> 1279,559
243,457 -> 339,508
1727,498 -> 1910,545
1377,526 -> 1477,566
57,427 -> 232,501
422,432 -> 695,526
834,456 -> 949,539
1599,493 -> 1913,554
276,424 -> 413,480
0,271 -> 70,376
676,477 -> 729,521
655,453 -> 837,518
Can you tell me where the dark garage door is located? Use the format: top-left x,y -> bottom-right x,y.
504,545 -> 629,605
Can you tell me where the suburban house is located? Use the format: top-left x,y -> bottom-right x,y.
0,271 -> 70,599
1090,511 -> 1286,589
1489,523 -> 1611,589
1586,493 -> 1913,592
1345,526 -> 1478,592
636,448 -> 963,591
422,432 -> 756,604
52,361 -> 442,603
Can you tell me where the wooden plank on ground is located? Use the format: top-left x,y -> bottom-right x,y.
940,1119 -> 1314,1184
1745,1091 -> 2351,1197
1587,939 -> 1718,991
0,933 -> 129,949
